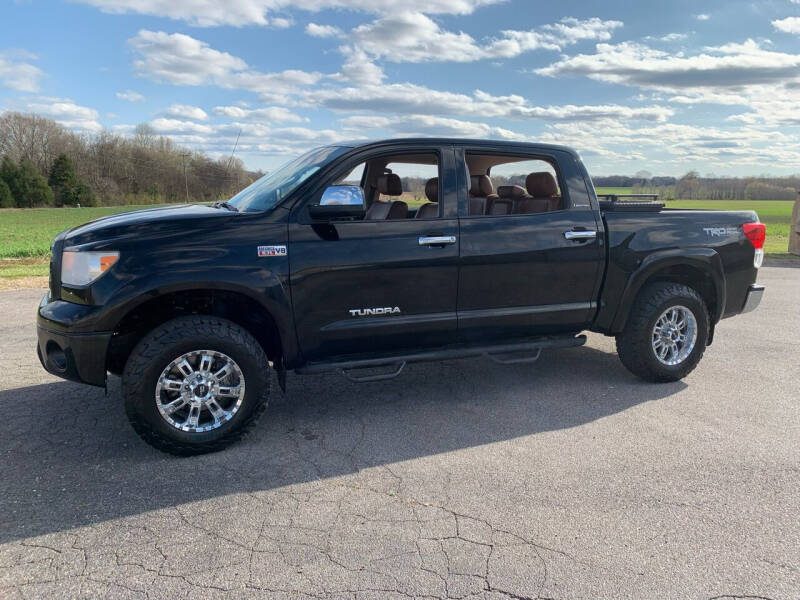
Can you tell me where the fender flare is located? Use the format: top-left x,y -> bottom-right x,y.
102,277 -> 301,367
609,247 -> 726,333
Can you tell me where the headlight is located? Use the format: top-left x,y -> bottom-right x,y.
61,251 -> 119,287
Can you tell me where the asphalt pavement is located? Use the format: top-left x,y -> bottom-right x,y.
0,267 -> 798,599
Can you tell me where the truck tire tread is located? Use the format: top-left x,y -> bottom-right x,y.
122,316 -> 269,456
615,282 -> 709,383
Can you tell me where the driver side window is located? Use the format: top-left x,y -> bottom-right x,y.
320,153 -> 441,220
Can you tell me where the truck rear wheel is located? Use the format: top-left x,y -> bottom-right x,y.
122,316 -> 270,455
615,282 -> 709,382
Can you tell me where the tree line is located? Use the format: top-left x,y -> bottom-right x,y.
0,112 -> 257,208
593,172 -> 799,201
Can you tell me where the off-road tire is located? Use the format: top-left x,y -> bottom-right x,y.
123,316 -> 270,455
616,282 -> 709,382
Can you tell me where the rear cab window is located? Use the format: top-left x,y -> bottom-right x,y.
463,152 -> 565,217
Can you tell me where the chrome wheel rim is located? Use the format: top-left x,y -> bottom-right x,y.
652,305 -> 697,366
155,350 -> 245,433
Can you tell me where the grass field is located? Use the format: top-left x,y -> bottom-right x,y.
0,197 -> 796,280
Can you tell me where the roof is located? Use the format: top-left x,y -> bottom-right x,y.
334,137 -> 580,157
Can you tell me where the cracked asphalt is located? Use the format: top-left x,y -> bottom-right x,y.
0,266 -> 798,599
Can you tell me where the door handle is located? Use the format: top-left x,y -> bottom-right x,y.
419,235 -> 457,246
563,230 -> 597,240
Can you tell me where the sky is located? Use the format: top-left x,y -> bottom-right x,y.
1,0 -> 800,176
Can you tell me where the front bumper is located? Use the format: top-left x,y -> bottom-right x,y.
741,283 -> 765,314
36,294 -> 111,387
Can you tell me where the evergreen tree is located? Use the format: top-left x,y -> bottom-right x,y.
0,156 -> 22,205
48,153 -> 78,206
17,159 -> 53,207
0,178 -> 13,208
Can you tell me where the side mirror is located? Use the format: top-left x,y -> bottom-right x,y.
308,185 -> 365,220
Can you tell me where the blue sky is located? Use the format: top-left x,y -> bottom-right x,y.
1,0 -> 800,175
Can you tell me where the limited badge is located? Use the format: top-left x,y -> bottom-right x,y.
258,245 -> 287,257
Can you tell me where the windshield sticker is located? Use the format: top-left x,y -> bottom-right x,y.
258,245 -> 287,257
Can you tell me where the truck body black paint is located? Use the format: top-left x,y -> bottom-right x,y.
35,139 -> 765,454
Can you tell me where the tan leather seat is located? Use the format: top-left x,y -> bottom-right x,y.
366,173 -> 408,220
525,172 -> 562,211
486,197 -> 513,215
416,177 -> 439,219
469,175 -> 497,215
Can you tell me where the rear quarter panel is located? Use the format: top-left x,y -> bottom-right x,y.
595,208 -> 760,333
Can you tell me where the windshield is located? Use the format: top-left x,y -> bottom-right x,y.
227,145 -> 349,212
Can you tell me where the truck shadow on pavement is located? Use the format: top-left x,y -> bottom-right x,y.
0,345 -> 686,543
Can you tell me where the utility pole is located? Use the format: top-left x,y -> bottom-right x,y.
180,151 -> 190,203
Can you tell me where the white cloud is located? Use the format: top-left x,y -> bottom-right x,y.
695,14 -> 710,21
149,117 -> 215,134
303,83 -> 673,122
163,103 -> 209,120
74,0 -> 503,27
128,30 -> 325,97
0,49 -> 44,92
644,32 -> 688,42
339,114 -> 526,139
773,16 -> 800,34
338,46 -> 385,84
305,23 -> 342,37
116,90 -> 145,102
536,39 -> 800,92
212,105 -> 306,122
25,97 -> 102,132
538,119 -> 800,170
350,14 -> 622,63
129,30 -> 248,85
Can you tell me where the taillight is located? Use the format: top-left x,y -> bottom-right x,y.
743,222 -> 765,268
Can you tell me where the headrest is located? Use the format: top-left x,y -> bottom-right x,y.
497,185 -> 526,199
425,177 -> 438,203
415,202 -> 438,219
469,174 -> 493,197
526,172 -> 558,197
377,173 -> 402,196
387,200 -> 408,219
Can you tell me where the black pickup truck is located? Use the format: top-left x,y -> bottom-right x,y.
37,139 -> 765,454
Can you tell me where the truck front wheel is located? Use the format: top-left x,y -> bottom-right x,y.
122,316 -> 270,455
616,282 -> 709,382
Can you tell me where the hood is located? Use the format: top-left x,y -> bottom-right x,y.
62,204 -> 236,247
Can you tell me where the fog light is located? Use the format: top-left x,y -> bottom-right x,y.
46,341 -> 67,372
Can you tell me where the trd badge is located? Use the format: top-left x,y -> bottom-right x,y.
258,245 -> 287,257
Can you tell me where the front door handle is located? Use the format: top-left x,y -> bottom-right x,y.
564,230 -> 597,241
419,235 -> 457,246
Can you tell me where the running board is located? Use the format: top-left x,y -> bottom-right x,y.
296,334 -> 586,379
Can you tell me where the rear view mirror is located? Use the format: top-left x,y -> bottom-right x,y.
309,185 -> 366,220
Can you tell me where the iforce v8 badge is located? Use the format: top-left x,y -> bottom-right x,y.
257,245 -> 287,257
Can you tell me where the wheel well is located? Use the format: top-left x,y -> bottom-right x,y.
107,290 -> 282,376
639,264 -> 718,321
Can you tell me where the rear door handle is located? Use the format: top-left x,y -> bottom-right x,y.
419,235 -> 457,246
564,230 -> 597,240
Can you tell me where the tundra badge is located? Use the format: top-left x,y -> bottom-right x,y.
349,307 -> 401,316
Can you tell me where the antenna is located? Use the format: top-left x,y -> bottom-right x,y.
180,151 -> 190,203
227,129 -> 242,171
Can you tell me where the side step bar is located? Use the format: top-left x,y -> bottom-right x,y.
296,334 -> 586,381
